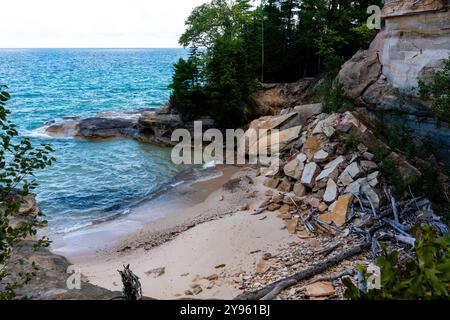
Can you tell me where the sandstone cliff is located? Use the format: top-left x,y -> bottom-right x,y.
338,0 -> 450,161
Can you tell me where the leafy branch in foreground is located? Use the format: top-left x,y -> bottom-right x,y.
344,226 -> 450,300
0,85 -> 55,300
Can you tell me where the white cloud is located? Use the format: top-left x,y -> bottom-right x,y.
2,0 -> 209,48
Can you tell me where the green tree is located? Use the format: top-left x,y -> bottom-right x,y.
0,86 -> 55,300
169,51 -> 206,121
170,0 -> 383,123
170,0 -> 259,128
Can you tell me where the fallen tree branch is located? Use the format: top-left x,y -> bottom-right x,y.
383,218 -> 410,235
378,232 -> 416,247
304,268 -> 354,286
260,279 -> 297,300
352,193 -> 367,216
316,243 -> 340,257
234,241 -> 371,300
391,193 -> 400,224
365,193 -> 377,217
288,195 -> 316,234
358,197 -> 424,230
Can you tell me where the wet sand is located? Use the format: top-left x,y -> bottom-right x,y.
51,165 -> 241,259
67,166 -> 298,299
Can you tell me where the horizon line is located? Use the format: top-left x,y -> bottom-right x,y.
0,47 -> 186,50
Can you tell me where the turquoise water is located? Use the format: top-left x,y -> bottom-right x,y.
0,49 -> 188,234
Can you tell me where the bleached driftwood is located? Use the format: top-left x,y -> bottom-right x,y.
118,264 -> 142,300
304,268 -> 354,286
378,232 -> 416,247
234,241 -> 371,300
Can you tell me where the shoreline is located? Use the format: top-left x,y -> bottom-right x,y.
68,166 -> 299,299
49,164 -> 242,259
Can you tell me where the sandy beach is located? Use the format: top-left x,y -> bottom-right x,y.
68,166 -> 298,299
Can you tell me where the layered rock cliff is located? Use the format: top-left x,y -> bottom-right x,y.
338,0 -> 450,161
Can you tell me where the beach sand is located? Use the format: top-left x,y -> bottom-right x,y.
68,166 -> 297,299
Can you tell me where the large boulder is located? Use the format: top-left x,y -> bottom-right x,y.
5,192 -> 40,231
78,117 -> 138,138
1,241 -> 122,300
44,110 -> 146,139
248,125 -> 303,158
18,194 -> 39,216
293,103 -> 323,126
340,0 -> 450,100
338,46 -> 382,103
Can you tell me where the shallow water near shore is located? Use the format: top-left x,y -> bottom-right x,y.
0,48 -> 193,237
51,164 -> 239,259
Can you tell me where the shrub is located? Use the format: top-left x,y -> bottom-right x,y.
419,57 -> 450,124
345,132 -> 362,150
0,85 -> 55,299
370,119 -> 447,207
344,226 -> 450,300
318,78 -> 353,113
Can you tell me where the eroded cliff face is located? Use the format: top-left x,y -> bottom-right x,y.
381,0 -> 450,93
339,0 -> 450,161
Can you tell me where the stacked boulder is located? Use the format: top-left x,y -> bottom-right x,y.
251,106 -> 387,231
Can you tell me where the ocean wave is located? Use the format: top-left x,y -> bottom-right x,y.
170,180 -> 185,187
203,159 -> 224,169
23,118 -> 78,140
52,221 -> 94,235
23,126 -> 53,139
24,127 -> 76,140
191,171 -> 224,184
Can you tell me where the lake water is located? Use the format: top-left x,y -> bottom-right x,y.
0,48 -> 191,235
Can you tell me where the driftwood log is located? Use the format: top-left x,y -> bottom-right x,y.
118,264 -> 142,300
234,241 -> 371,300
303,268 -> 354,286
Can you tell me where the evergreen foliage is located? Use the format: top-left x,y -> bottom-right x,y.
170,0 -> 382,127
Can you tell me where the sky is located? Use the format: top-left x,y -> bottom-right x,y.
3,0 -> 210,48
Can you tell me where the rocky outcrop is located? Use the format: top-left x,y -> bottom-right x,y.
2,241 -> 121,300
43,105 -> 217,147
340,0 -> 450,100
338,0 -> 450,161
78,118 -> 137,139
4,192 -> 40,231
254,79 -> 323,115
137,106 -> 218,146
137,106 -> 184,145
44,110 -> 146,139
381,1 -> 450,92
382,0 -> 447,17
